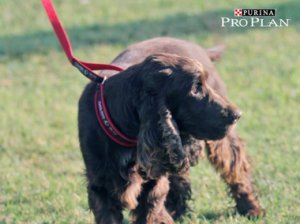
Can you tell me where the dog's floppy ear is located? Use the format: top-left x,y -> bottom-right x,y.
206,45 -> 225,62
137,99 -> 186,179
136,55 -> 188,178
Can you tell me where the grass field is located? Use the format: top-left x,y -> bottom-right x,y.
1,0 -> 300,223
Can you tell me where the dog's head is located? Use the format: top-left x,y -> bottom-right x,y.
135,53 -> 241,178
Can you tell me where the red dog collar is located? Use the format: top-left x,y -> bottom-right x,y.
42,0 -> 137,147
94,83 -> 137,147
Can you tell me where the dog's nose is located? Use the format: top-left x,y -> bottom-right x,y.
234,110 -> 242,120
230,110 -> 242,124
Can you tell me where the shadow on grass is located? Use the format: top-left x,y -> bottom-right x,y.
198,210 -> 234,222
0,1 -> 299,58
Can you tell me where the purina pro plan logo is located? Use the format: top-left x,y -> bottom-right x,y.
221,9 -> 291,27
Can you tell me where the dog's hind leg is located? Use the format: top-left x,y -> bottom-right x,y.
87,183 -> 123,224
205,129 -> 265,218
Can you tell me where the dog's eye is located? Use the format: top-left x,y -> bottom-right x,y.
192,82 -> 202,95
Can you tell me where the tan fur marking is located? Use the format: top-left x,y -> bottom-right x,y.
121,168 -> 144,209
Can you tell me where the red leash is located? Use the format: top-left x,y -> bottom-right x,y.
42,0 -> 137,147
41,0 -> 124,82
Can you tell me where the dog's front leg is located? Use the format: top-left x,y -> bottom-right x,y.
121,166 -> 144,210
132,176 -> 174,224
87,183 -> 123,224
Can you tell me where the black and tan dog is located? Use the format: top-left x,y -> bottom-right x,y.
78,37 -> 264,224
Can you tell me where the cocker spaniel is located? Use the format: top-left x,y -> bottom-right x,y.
78,37 -> 264,224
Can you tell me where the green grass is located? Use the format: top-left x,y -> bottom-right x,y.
1,0 -> 300,223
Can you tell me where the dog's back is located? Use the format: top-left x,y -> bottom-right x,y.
101,37 -> 227,96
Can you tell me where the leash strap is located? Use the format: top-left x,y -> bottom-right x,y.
42,0 -> 137,147
41,0 -> 124,82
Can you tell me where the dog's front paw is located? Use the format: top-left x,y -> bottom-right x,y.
147,208 -> 174,224
237,204 -> 266,219
243,207 -> 266,219
235,193 -> 265,219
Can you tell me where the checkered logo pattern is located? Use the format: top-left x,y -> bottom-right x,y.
234,9 -> 243,17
